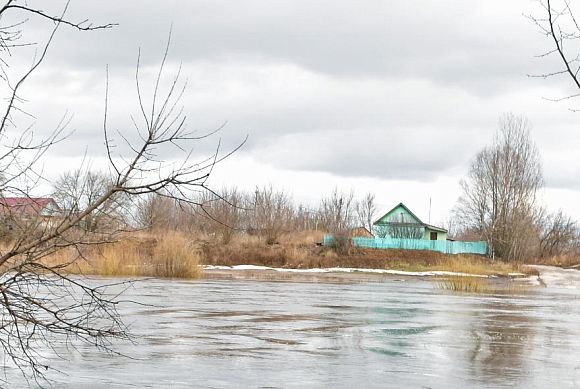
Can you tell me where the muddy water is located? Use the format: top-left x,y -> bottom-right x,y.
13,273 -> 580,388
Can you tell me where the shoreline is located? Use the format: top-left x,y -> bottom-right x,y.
202,264 -> 506,277
201,264 -> 531,284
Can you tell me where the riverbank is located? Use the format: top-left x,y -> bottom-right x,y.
38,230 -> 537,279
200,232 -> 535,277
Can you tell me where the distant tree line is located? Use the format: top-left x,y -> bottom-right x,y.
47,175 -> 379,246
46,114 -> 580,262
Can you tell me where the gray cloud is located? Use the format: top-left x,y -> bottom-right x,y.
2,0 -> 579,188
251,127 -> 471,181
15,1 -> 551,92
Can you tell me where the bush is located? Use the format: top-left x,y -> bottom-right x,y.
330,232 -> 352,256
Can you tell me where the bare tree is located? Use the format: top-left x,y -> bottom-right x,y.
52,169 -> 130,232
292,204 -> 319,231
454,113 -> 543,261
355,192 -> 377,233
0,2 -> 240,383
319,188 -> 355,233
135,192 -> 184,231
250,185 -> 293,245
439,216 -> 458,240
200,187 -> 244,244
528,0 -> 580,109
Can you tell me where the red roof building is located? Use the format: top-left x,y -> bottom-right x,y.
0,197 -> 61,218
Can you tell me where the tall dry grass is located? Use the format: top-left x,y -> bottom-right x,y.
437,276 -> 531,294
151,233 -> 201,278
39,232 -> 202,279
437,276 -> 492,293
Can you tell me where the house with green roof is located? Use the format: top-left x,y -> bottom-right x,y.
324,201 -> 487,255
373,202 -> 447,241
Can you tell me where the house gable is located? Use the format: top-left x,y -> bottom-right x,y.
374,203 -> 423,225
373,202 -> 448,241
39,199 -> 61,216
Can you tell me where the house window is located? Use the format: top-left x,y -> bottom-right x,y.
430,232 -> 437,240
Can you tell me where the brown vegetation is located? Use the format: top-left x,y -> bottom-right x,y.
29,229 -> 535,280
40,232 -> 201,279
436,276 -> 530,294
526,254 -> 580,268
200,230 -> 534,276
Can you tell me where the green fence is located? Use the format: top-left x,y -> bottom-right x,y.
323,235 -> 488,255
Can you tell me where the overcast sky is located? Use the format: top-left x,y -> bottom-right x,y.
5,0 -> 580,224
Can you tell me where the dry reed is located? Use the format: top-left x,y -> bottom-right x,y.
151,233 -> 201,278
437,276 -> 493,293
38,232 -> 201,279
437,276 -> 531,294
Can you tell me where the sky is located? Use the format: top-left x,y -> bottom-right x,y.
3,0 -> 580,226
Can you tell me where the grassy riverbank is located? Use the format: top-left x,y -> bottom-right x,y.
201,231 -> 534,277
34,230 -> 537,279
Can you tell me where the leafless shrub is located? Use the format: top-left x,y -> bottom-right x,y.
250,185 -> 293,245
537,210 -> 579,258
318,188 -> 355,233
205,187 -> 244,244
135,193 -> 184,232
329,230 -> 352,256
292,204 -> 319,231
355,192 -> 377,233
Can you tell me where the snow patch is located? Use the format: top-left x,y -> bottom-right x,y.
527,265 -> 580,289
202,265 -> 488,278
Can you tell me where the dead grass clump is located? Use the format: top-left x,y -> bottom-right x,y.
437,276 -> 531,294
151,233 -> 201,278
437,276 -> 492,293
98,239 -> 142,277
284,246 -> 308,263
322,249 -> 338,259
232,233 -> 262,246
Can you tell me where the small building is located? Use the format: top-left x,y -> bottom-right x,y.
0,197 -> 62,230
350,226 -> 374,238
373,202 -> 447,241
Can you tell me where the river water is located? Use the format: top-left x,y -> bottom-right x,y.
10,269 -> 580,388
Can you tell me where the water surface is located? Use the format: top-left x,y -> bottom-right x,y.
11,273 -> 580,388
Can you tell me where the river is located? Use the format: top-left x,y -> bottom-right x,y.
10,267 -> 580,388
